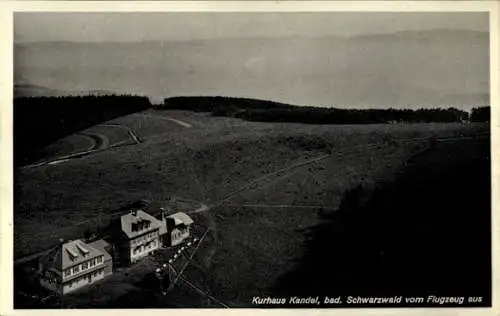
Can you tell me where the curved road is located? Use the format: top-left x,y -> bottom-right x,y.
20,124 -> 141,170
21,114 -> 195,170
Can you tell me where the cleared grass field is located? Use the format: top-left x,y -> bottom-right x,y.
14,113 -> 486,258
14,110 -> 490,308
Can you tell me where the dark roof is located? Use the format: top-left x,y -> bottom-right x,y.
167,212 -> 194,226
120,210 -> 161,239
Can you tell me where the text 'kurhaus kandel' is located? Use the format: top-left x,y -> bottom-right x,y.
251,295 -> 482,305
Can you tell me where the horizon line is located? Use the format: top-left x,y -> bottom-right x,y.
14,28 -> 489,44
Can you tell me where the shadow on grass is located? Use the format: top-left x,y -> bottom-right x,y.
271,138 -> 491,303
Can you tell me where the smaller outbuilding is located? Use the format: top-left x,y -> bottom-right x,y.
158,212 -> 194,247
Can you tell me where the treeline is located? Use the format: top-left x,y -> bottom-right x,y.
160,96 -> 293,112
237,107 -> 469,124
471,106 -> 490,122
14,95 -> 151,167
160,96 -> 476,124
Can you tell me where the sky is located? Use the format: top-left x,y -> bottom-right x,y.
14,12 -> 490,109
14,12 -> 489,43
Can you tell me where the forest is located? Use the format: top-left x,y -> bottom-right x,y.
470,106 -> 491,122
14,95 -> 151,167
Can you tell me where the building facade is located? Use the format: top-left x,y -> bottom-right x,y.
112,209 -> 162,265
38,239 -> 113,295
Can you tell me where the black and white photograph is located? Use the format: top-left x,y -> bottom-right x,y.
7,5 -> 494,310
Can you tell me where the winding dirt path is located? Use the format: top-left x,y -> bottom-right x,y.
135,113 -> 193,128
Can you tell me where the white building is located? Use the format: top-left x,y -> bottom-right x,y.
37,239 -> 113,295
111,209 -> 161,265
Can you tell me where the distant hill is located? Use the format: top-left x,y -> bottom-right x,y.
14,83 -> 66,97
349,29 -> 488,42
14,83 -> 115,98
15,29 -> 489,110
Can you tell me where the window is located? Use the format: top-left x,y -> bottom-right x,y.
73,266 -> 80,274
64,269 -> 71,277
89,260 -> 94,267
97,256 -> 103,264
82,262 -> 88,270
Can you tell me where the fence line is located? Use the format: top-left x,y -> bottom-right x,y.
167,227 -> 211,293
178,275 -> 230,308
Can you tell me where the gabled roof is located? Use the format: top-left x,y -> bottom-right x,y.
40,239 -> 106,270
167,212 -> 194,226
88,239 -> 112,263
120,209 -> 161,239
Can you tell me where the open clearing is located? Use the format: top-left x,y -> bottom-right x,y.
14,109 -> 490,308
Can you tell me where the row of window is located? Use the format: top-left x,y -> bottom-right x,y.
131,220 -> 152,232
132,240 -> 157,255
131,231 -> 158,246
64,256 -> 103,277
66,269 -> 104,288
172,229 -> 188,240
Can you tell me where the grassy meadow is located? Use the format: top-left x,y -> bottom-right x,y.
14,108 -> 490,307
